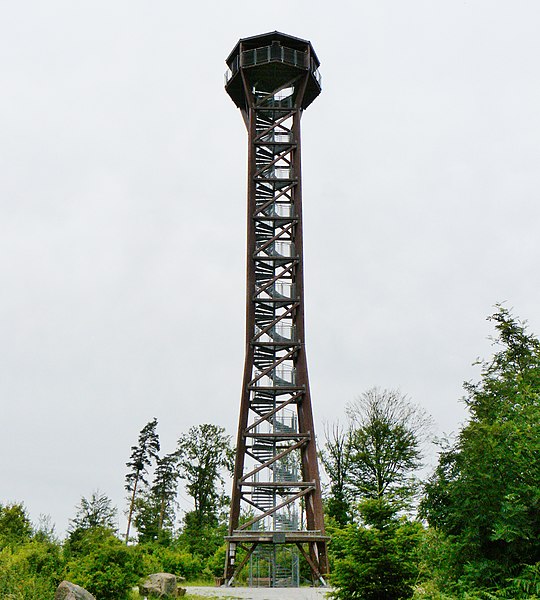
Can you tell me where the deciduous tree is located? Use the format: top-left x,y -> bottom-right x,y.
327,390 -> 430,599
346,388 -> 431,507
176,424 -> 233,555
320,422 -> 354,526
0,503 -> 32,548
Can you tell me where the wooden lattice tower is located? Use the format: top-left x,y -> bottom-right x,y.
223,32 -> 328,587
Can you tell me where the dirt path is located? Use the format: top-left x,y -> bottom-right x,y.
185,586 -> 332,599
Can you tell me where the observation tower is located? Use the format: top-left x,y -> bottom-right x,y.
223,32 -> 328,587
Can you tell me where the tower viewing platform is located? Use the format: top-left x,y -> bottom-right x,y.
225,31 -> 322,110
223,31 -> 328,589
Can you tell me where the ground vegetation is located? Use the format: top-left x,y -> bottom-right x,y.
2,307 -> 539,599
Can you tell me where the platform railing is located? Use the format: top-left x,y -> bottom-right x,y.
226,44 -> 320,83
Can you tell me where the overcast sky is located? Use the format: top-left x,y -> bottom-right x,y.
1,1 -> 539,536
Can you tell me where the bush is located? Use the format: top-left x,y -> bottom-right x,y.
331,515 -> 424,600
203,544 -> 227,579
65,529 -> 144,600
0,504 -> 32,549
138,543 -> 205,581
0,540 -> 64,600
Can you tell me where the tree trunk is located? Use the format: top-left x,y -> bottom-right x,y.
125,476 -> 138,543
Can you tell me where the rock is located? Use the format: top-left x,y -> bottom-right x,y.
139,572 -> 178,598
54,581 -> 96,600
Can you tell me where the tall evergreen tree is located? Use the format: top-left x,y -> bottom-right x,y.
152,452 -> 179,534
124,417 -> 160,542
134,452 -> 179,544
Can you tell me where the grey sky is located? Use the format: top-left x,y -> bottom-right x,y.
1,1 -> 539,535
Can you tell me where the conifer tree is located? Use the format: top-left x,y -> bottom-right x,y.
69,491 -> 117,532
421,306 -> 540,592
134,452 -> 179,543
124,417 -> 160,542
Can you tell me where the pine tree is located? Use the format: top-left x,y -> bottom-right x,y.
134,452 -> 179,543
124,417 -> 160,542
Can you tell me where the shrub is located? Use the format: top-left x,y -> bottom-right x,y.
0,504 -> 32,549
0,541 -> 64,600
139,544 -> 205,581
331,515 -> 424,600
65,529 -> 143,600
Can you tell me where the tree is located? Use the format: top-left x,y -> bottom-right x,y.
326,390 -> 431,600
320,422 -> 354,526
421,306 -> 540,594
134,452 -> 179,544
0,503 -> 32,548
176,424 -> 233,555
33,514 -> 57,543
125,418 -> 160,542
331,506 -> 424,600
65,527 -> 145,600
346,388 -> 431,508
176,424 -> 234,523
0,535 -> 64,599
151,452 -> 179,535
69,491 -> 117,533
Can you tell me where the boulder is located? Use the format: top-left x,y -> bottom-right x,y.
54,581 -> 96,600
139,572 -> 178,598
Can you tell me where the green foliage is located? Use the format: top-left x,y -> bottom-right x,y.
347,388 -> 431,507
202,543 -> 228,578
415,527 -> 464,597
0,504 -> 32,548
176,424 -> 233,519
125,418 -> 161,494
176,424 -> 233,555
320,423 -> 354,526
0,539 -> 64,600
134,452 -> 179,544
125,418 -> 161,542
180,510 -> 228,559
323,388 -> 431,532
69,490 -> 117,533
0,503 -> 64,599
505,562 -> 540,598
65,528 -> 145,600
331,502 -> 424,600
325,390 -> 430,599
135,542 -> 205,580
420,306 -> 540,595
